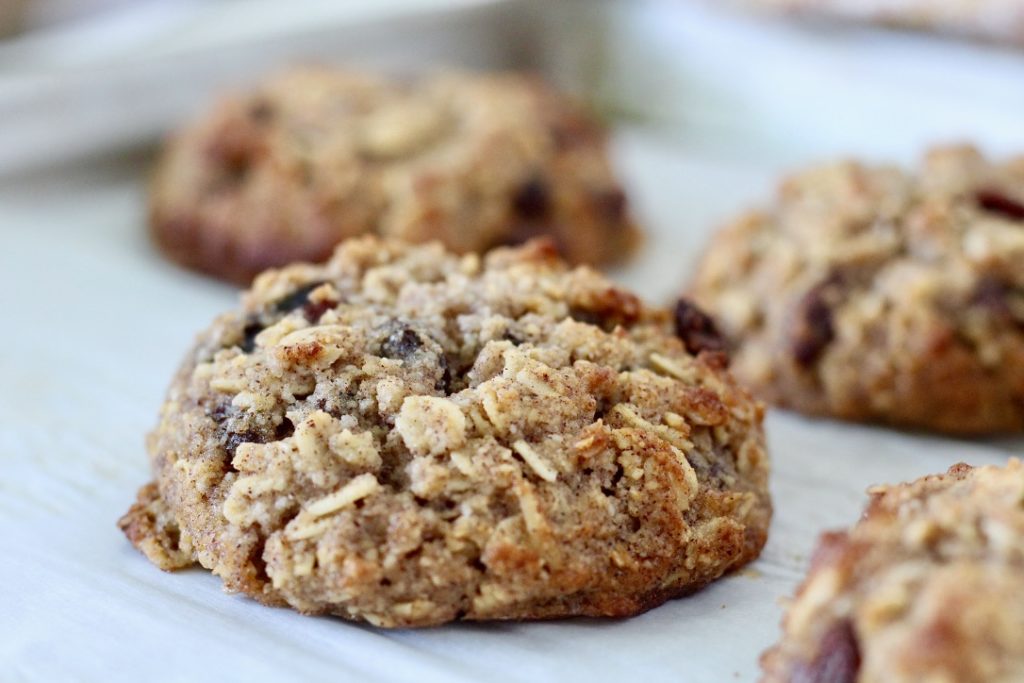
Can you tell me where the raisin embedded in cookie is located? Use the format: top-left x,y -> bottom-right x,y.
118,237 -> 770,627
690,145 -> 1024,434
745,0 -> 1024,45
761,460 -> 1024,683
150,67 -> 641,285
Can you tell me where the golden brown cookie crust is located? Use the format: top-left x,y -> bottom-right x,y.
761,460 -> 1024,683
120,237 -> 769,627
150,68 -> 641,285
690,145 -> 1024,434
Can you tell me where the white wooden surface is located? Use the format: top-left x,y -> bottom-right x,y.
3,1 -> 1024,681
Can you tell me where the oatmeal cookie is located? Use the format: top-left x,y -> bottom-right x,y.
690,145 -> 1024,434
150,67 -> 640,285
747,0 -> 1024,45
761,460 -> 1024,683
119,237 -> 769,627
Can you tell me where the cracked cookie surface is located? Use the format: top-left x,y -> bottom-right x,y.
690,145 -> 1024,434
150,67 -> 640,284
761,460 -> 1024,683
119,237 -> 769,627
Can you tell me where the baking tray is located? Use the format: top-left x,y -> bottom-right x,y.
3,1 -> 1024,680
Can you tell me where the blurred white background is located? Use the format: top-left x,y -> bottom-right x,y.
3,0 -> 1024,175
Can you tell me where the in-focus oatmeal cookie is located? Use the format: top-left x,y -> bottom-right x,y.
744,0 -> 1024,45
690,145 -> 1024,434
150,67 -> 641,284
119,237 -> 769,627
761,460 -> 1024,683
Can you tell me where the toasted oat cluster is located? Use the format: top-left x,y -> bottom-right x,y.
746,0 -> 1024,45
150,67 -> 640,284
761,460 -> 1024,683
118,237 -> 769,627
690,145 -> 1024,434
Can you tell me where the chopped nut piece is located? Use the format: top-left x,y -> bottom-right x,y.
512,441 -> 558,482
305,474 -> 381,518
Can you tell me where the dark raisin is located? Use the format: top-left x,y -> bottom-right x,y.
971,276 -> 1024,328
239,318 -> 263,353
224,159 -> 250,184
224,429 -> 265,457
271,281 -> 326,314
512,177 -> 551,219
568,306 -> 603,327
791,620 -> 861,683
791,277 -> 842,367
302,297 -> 337,323
269,281 -> 336,322
674,299 -> 727,356
594,188 -> 627,224
207,403 -> 229,423
275,419 -> 295,440
381,328 -> 423,359
793,300 -> 834,366
976,189 -> 1024,221
224,420 -> 291,460
248,100 -> 274,123
207,129 -> 256,184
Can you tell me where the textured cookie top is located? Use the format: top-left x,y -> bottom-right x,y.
691,145 -> 1024,433
151,67 -> 639,283
761,460 -> 1024,683
125,238 -> 769,627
